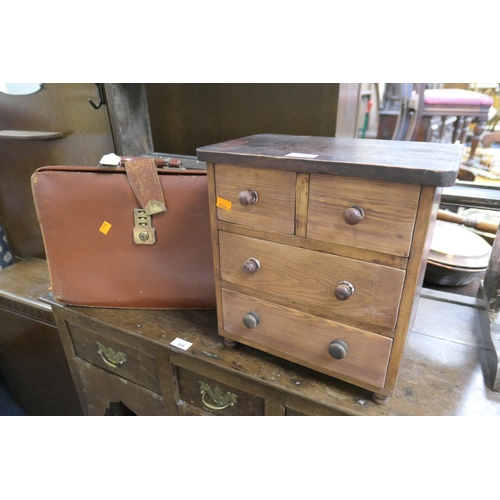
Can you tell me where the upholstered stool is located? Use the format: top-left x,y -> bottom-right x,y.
407,86 -> 494,166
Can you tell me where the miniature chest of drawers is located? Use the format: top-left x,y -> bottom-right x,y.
197,134 -> 462,402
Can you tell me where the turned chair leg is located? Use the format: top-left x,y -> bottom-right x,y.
464,119 -> 486,166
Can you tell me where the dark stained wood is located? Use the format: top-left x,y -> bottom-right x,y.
103,84 -> 154,156
441,183 -> 500,210
175,365 -> 265,416
197,134 -> 463,186
74,358 -> 165,416
0,83 -> 115,259
0,258 -> 82,416
145,84 -> 340,157
48,293 -> 500,415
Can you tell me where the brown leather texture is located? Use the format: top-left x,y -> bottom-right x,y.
31,164 -> 216,309
124,158 -> 166,214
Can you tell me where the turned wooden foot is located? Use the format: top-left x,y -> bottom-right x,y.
223,337 -> 237,349
371,392 -> 390,405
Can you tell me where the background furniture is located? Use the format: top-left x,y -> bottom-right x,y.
0,83 -> 151,415
48,279 -> 500,416
391,83 -> 494,167
0,83 -> 347,415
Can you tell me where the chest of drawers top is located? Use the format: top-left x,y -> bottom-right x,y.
197,133 -> 463,187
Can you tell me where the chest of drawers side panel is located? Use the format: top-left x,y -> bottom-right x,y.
384,186 -> 443,393
206,163 -> 225,329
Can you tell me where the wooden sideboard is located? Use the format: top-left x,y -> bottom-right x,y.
45,259 -> 500,416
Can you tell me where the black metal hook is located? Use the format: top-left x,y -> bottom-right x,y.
88,83 -> 106,109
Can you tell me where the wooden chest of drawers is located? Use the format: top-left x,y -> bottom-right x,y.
197,134 -> 462,402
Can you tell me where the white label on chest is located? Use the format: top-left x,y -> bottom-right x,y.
170,338 -> 193,350
285,152 -> 319,158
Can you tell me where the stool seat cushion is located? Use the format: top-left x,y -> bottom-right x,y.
424,89 -> 494,107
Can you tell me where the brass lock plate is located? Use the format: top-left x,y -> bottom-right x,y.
133,208 -> 156,245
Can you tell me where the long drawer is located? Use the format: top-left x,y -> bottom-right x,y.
221,289 -> 393,389
219,231 -> 405,330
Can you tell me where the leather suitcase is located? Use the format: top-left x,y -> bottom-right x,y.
31,155 -> 216,309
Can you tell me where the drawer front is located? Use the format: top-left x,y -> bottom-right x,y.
307,174 -> 421,257
74,358 -> 165,416
176,366 -> 265,416
219,231 -> 405,329
221,289 -> 393,390
215,164 -> 296,234
69,323 -> 161,394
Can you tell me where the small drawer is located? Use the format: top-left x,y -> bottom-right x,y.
219,231 -> 405,330
221,289 -> 393,390
68,323 -> 161,394
176,366 -> 265,416
215,164 -> 296,234
307,174 -> 421,257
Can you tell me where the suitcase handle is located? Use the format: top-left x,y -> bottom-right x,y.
120,156 -> 183,168
124,157 -> 167,215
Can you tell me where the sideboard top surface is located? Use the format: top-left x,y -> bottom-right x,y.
197,134 -> 463,186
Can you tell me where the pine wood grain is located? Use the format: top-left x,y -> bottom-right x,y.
214,164 -> 296,234
295,172 -> 309,237
221,289 -> 393,390
384,186 -> 442,393
307,174 -> 421,257
217,220 -> 408,269
219,231 -> 405,329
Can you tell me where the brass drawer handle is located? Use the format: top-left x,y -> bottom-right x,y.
199,382 -> 238,410
96,342 -> 127,368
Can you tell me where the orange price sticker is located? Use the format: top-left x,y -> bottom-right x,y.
216,196 -> 232,211
99,221 -> 112,235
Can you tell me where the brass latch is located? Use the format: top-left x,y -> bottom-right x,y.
133,208 -> 156,245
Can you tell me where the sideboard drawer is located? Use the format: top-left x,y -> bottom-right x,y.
68,323 -> 161,394
176,366 -> 265,416
214,164 -> 296,234
221,289 -> 393,389
307,174 -> 421,257
219,231 -> 405,329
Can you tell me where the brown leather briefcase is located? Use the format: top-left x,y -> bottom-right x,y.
31,155 -> 216,309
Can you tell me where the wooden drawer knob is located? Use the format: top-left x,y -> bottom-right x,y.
328,339 -> 348,360
243,311 -> 260,329
343,205 -> 364,225
334,281 -> 355,300
238,189 -> 259,206
242,258 -> 260,274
